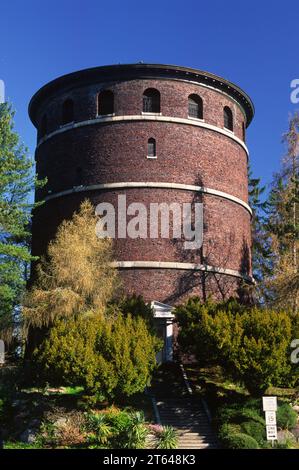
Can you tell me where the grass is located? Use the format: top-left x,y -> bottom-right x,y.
4,441 -> 43,449
58,386 -> 84,396
21,385 -> 85,396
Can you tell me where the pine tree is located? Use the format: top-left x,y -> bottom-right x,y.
248,167 -> 272,299
0,102 -> 44,341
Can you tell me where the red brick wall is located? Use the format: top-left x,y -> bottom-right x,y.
31,71 -> 252,305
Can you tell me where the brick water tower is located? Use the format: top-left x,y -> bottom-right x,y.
29,64 -> 254,359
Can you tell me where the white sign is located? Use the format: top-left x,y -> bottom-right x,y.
265,411 -> 276,425
0,340 -> 4,364
266,425 -> 277,441
262,396 -> 277,412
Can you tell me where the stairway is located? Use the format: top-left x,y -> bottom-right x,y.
150,363 -> 218,449
156,397 -> 218,449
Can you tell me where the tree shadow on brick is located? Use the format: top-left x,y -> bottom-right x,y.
164,175 -> 252,305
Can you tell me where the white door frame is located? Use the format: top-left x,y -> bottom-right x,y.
151,301 -> 175,362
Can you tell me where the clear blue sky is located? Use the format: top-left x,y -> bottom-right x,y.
1,0 -> 298,190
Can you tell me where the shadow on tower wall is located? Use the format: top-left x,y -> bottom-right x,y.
163,175 -> 252,305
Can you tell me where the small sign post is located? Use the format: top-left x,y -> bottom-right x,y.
263,397 -> 277,447
265,411 -> 276,425
0,340 -> 4,365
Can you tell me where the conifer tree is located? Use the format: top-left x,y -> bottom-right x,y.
248,168 -> 272,302
265,113 -> 299,312
0,102 -> 44,341
23,200 -> 120,331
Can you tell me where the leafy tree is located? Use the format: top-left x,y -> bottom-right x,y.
176,297 -> 296,394
36,312 -> 162,400
0,102 -> 44,342
23,200 -> 120,331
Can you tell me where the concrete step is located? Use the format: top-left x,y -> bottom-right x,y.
156,398 -> 217,449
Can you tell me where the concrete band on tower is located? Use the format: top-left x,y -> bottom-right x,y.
29,63 -> 254,305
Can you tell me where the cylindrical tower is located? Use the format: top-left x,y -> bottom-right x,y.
29,63 -> 254,305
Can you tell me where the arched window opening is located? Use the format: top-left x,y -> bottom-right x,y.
188,94 -> 203,119
147,138 -> 156,158
98,90 -> 114,115
62,99 -> 74,125
224,106 -> 233,131
143,88 -> 160,113
75,167 -> 83,186
40,114 -> 47,137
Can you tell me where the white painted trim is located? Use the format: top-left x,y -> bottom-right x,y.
44,181 -> 252,215
151,300 -> 175,319
188,116 -> 205,122
37,114 -> 249,156
112,260 -> 253,283
141,112 -> 162,116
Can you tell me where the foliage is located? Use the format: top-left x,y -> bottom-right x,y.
275,430 -> 298,449
222,431 -> 260,449
115,411 -> 148,449
36,312 -> 161,400
240,421 -> 265,445
218,423 -> 241,441
217,398 -> 298,448
155,426 -> 178,449
23,200 -> 120,330
0,102 -> 45,341
0,380 -> 14,424
248,168 -> 272,301
218,410 -> 262,449
37,412 -> 86,448
117,294 -> 154,326
176,297 -> 295,393
217,402 -> 265,427
85,412 -> 113,446
263,112 -> 299,312
276,403 -> 298,429
175,297 -> 246,365
85,409 -> 148,449
4,441 -> 43,449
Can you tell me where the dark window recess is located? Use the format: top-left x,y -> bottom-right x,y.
188,94 -> 203,119
224,106 -> 233,131
148,138 -> 156,157
98,90 -> 114,115
143,88 -> 160,113
75,167 -> 83,186
62,99 -> 74,125
40,114 -> 47,137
